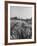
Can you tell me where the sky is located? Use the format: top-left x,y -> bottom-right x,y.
10,6 -> 32,19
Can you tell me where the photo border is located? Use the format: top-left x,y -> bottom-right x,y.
5,1 -> 36,45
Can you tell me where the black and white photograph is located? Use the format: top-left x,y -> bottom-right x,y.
10,6 -> 32,39
5,1 -> 36,45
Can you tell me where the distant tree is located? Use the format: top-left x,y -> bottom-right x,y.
14,17 -> 17,19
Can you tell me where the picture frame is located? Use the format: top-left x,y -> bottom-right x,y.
5,1 -> 36,45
